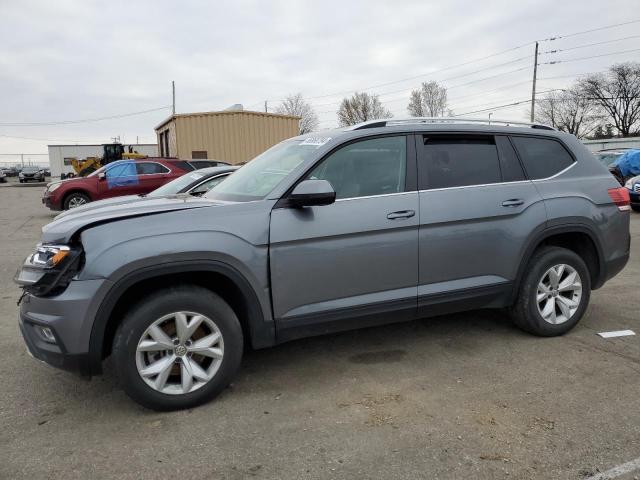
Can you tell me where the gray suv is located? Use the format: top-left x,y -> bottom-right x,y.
15,118 -> 631,410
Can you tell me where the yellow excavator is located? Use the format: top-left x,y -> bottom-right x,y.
69,143 -> 148,177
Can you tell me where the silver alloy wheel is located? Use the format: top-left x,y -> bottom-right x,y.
135,311 -> 224,395
536,264 -> 582,325
68,196 -> 87,208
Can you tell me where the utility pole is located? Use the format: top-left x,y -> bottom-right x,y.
264,100 -> 268,113
172,81 -> 176,115
530,41 -> 539,122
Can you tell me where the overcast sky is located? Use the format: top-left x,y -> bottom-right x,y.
1,0 -> 638,160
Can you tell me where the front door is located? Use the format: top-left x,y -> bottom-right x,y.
415,133 -> 547,310
97,161 -> 141,198
269,135 -> 420,331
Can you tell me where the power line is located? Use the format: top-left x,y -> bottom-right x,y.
449,90 -> 559,114
453,99 -> 536,117
540,35 -> 640,54
261,20 -> 640,110
314,65 -> 531,112
0,105 -> 171,127
539,19 -> 640,42
0,134 -> 92,143
538,70 -> 606,80
539,48 -> 640,65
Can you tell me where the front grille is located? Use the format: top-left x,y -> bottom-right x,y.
634,184 -> 640,192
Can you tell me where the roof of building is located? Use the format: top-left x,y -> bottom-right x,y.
154,109 -> 301,130
47,143 -> 157,148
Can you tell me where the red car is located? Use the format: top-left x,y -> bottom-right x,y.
43,158 -> 192,210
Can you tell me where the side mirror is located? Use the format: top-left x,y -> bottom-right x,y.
98,172 -> 106,180
288,179 -> 336,208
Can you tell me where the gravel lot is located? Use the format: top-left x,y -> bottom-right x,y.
1,184 -> 639,480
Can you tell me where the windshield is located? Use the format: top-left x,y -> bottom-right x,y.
149,171 -> 205,197
205,140 -> 323,201
22,167 -> 40,173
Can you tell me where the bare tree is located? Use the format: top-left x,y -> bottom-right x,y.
535,87 -> 602,138
579,62 -> 640,137
407,81 -> 448,117
337,92 -> 393,126
275,93 -> 319,134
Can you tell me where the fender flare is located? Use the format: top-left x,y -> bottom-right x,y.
87,260 -> 274,374
511,221 -> 606,302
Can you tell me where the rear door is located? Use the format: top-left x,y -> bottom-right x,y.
416,133 -> 546,310
270,135 -> 420,328
135,161 -> 172,193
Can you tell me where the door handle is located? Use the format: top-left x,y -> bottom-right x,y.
502,199 -> 524,207
387,210 -> 415,220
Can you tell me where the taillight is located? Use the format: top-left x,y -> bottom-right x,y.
608,187 -> 630,211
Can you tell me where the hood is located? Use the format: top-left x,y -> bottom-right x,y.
54,195 -> 146,220
42,195 -> 226,243
53,193 -> 196,220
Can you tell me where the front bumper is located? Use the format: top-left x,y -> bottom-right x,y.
42,192 -> 62,210
18,278 -> 111,377
19,314 -> 92,377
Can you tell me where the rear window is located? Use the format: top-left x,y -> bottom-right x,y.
168,160 -> 195,172
419,135 -> 501,189
136,162 -> 170,175
511,136 -> 574,180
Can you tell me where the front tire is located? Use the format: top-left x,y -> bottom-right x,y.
113,286 -> 243,411
632,205 -> 640,213
510,246 -> 591,336
63,192 -> 90,210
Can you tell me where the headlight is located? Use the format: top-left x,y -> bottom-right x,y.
624,176 -> 639,189
14,244 -> 83,296
48,182 -> 62,193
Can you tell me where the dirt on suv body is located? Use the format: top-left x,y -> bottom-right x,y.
15,118 -> 631,410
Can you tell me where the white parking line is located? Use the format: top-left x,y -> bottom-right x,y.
586,457 -> 640,479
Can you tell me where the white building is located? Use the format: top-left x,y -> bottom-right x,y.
47,143 -> 158,178
582,136 -> 640,152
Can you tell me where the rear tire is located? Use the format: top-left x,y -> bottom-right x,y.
510,246 -> 591,336
113,286 -> 243,411
63,192 -> 90,210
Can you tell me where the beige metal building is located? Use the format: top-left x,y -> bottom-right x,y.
154,110 -> 300,164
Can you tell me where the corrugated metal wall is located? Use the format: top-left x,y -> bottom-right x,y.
172,111 -> 299,163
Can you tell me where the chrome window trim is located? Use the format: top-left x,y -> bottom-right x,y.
187,173 -> 231,193
416,161 -> 577,193
106,161 -> 171,177
334,190 -> 416,202
417,179 -> 530,194
530,161 -> 576,182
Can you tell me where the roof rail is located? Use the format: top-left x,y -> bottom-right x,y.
350,117 -> 556,131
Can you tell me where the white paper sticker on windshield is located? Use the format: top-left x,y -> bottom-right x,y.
300,137 -> 331,146
188,173 -> 204,180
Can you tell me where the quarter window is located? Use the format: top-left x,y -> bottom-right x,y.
307,136 -> 407,200
419,135 -> 501,189
136,162 -> 169,175
510,136 -> 574,179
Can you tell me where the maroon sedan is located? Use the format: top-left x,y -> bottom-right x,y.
43,158 -> 192,210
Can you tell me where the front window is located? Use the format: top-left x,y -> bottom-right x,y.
308,136 -> 407,199
205,140 -> 322,201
